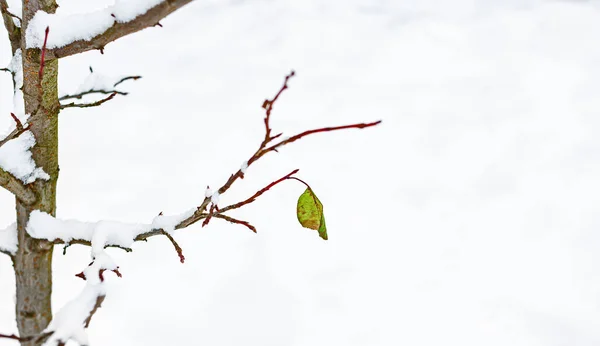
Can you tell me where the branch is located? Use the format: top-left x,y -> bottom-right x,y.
0,114 -> 37,205
49,0 -> 194,59
219,169 -> 299,213
59,74 -> 141,108
39,71 -> 380,261
0,168 -> 36,205
60,92 -> 117,109
0,0 -> 20,53
0,113 -> 31,148
0,331 -> 53,344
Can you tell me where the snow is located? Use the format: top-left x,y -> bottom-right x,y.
27,208 -> 192,345
5,0 -> 21,27
0,50 -> 44,185
42,255 -> 117,346
5,49 -> 26,124
240,161 -> 248,174
150,208 -> 195,235
0,223 -> 17,255
27,209 -> 193,249
3,1 -> 600,345
26,0 -> 165,49
211,192 -> 220,206
0,131 -> 50,183
73,71 -> 119,95
204,186 -> 213,198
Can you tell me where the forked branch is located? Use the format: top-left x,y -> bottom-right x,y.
38,71 -> 380,262
59,72 -> 141,109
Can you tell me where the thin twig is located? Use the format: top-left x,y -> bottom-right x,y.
220,169 -> 299,213
0,113 -> 31,148
58,75 -> 140,104
0,1 -> 20,23
160,230 -> 185,263
213,214 -> 257,233
113,75 -> 141,87
60,92 -> 117,109
0,331 -> 53,343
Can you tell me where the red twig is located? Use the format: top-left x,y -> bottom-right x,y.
39,26 -> 49,82
261,70 -> 295,142
220,169 -> 299,213
213,214 -> 257,233
266,120 -> 382,152
192,71 -> 380,221
202,204 -> 218,227
10,112 -> 23,130
0,333 -> 20,340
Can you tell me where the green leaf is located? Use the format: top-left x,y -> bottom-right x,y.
296,188 -> 328,240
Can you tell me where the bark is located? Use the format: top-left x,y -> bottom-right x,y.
12,0 -> 60,344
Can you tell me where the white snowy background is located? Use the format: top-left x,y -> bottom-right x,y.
2,0 -> 600,344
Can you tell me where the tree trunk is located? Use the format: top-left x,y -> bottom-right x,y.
12,1 -> 60,344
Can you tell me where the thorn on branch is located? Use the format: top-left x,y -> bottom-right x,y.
154,22 -> 163,27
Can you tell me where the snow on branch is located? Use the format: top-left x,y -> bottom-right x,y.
59,67 -> 141,110
27,0 -> 194,59
0,112 -> 47,205
0,130 -> 50,184
0,222 -> 17,256
42,256 -> 120,346
29,71 -> 381,256
17,72 -> 380,343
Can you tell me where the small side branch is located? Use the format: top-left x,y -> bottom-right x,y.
213,214 -> 257,233
0,168 -> 36,205
0,331 -> 53,344
0,0 -> 20,53
60,92 -> 117,109
39,71 -> 380,262
0,113 -> 31,148
59,75 -> 141,109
